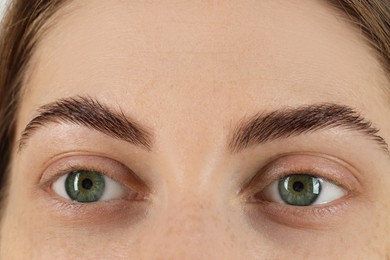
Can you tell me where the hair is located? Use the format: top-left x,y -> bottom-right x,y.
0,0 -> 389,212
0,0 -> 67,216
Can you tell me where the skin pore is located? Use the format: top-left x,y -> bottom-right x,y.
1,0 -> 390,258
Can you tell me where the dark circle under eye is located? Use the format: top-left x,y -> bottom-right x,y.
278,174 -> 321,206
65,170 -> 106,203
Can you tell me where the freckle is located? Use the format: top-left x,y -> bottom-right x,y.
166,225 -> 176,236
375,219 -> 381,228
327,244 -> 335,256
211,213 -> 219,223
230,232 -> 236,243
134,237 -> 142,247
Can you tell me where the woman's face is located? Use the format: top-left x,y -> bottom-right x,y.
1,0 -> 390,258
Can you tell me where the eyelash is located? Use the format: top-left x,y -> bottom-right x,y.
42,159 -> 149,204
245,167 -> 347,195
241,156 -> 358,228
45,165 -> 107,190
41,153 -> 358,229
38,156 -> 154,225
251,170 -> 347,202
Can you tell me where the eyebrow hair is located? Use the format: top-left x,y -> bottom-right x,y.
228,103 -> 389,153
18,96 -> 153,151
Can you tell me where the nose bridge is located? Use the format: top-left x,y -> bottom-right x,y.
142,117 -> 238,258
165,195 -> 217,235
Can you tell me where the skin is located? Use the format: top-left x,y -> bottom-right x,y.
1,0 -> 390,258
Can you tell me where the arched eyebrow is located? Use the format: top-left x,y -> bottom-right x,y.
228,103 -> 389,154
18,99 -> 389,156
18,96 -> 153,152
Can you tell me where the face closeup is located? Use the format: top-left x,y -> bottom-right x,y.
1,0 -> 390,258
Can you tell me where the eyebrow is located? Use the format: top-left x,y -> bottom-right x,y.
228,103 -> 389,153
18,96 -> 153,152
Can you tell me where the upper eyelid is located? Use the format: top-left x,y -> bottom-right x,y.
40,155 -> 150,194
240,153 -> 360,197
41,160 -> 120,187
262,169 -> 347,190
42,165 -> 112,189
257,174 -> 348,207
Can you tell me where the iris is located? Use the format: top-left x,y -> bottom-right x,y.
278,174 -> 321,206
65,170 -> 106,202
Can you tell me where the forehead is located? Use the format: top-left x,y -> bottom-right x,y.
19,0 -> 388,130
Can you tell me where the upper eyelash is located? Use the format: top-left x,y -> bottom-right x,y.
241,166 -> 352,204
275,171 -> 344,188
42,165 -> 110,191
262,167 -> 347,189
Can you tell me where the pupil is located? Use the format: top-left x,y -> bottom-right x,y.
81,178 -> 94,190
292,181 -> 305,192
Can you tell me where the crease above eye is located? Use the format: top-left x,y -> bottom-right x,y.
240,154 -> 362,229
51,170 -> 131,203
243,153 -> 359,207
39,154 -> 151,204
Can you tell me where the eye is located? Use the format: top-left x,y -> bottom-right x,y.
52,170 -> 129,203
260,173 -> 347,206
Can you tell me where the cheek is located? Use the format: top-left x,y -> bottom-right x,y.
366,198 -> 390,257
133,200 -> 248,259
1,158 -> 389,258
0,174 -> 42,257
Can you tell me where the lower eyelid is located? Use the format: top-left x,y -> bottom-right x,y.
246,198 -> 353,230
41,195 -> 150,227
240,154 -> 362,229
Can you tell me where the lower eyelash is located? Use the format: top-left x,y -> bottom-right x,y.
246,196 -> 353,230
42,194 -> 149,227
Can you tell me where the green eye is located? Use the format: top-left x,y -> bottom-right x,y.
278,174 -> 321,206
261,173 -> 346,206
65,170 -> 106,203
52,165 -> 136,203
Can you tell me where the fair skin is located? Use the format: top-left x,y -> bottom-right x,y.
1,0 -> 390,258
